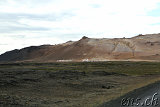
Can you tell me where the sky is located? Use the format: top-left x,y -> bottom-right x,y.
1,0 -> 160,54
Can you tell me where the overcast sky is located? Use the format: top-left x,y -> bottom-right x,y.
1,0 -> 160,54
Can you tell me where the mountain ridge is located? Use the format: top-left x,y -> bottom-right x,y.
0,33 -> 160,62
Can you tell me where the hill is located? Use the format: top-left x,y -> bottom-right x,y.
0,34 -> 160,62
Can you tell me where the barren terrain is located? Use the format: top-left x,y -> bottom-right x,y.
0,62 -> 160,107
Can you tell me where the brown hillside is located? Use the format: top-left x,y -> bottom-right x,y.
0,34 -> 160,62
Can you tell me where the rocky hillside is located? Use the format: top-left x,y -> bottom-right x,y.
0,34 -> 160,62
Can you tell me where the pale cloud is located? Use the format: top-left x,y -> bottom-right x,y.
0,0 -> 160,54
